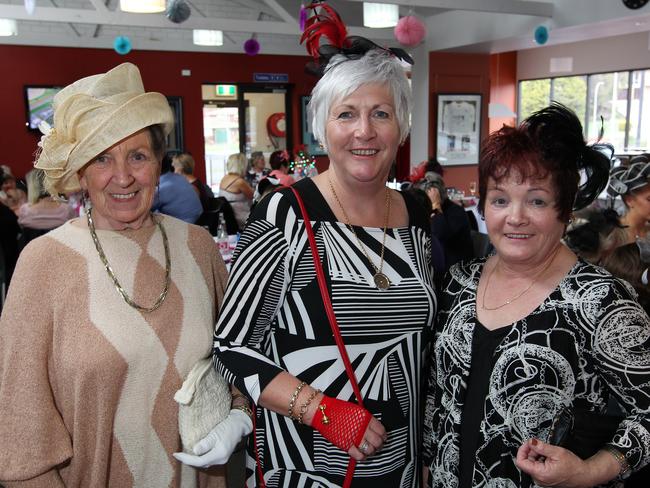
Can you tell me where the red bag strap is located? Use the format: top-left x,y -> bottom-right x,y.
285,185 -> 364,405
286,185 -> 362,487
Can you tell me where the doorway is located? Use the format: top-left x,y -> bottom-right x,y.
202,83 -> 292,192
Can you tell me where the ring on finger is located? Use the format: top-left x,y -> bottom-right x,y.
359,440 -> 369,454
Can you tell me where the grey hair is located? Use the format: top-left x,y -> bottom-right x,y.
307,49 -> 412,149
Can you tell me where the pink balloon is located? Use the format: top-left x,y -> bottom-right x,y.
394,16 -> 426,47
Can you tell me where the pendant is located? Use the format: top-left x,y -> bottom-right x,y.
373,272 -> 390,290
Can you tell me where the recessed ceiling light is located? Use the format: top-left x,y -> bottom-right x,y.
363,3 -> 399,28
119,0 -> 165,14
193,30 -> 223,46
0,18 -> 17,36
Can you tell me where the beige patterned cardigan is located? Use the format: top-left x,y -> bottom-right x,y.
0,215 -> 229,487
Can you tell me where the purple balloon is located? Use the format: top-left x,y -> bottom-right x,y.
244,38 -> 260,56
299,5 -> 307,32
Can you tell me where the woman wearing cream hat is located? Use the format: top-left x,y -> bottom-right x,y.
0,63 -> 250,487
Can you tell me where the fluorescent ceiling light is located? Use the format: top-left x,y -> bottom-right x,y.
119,0 -> 165,13
193,29 -> 223,47
363,3 -> 398,28
0,18 -> 17,36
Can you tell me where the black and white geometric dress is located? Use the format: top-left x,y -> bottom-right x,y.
423,258 -> 650,488
214,178 -> 437,487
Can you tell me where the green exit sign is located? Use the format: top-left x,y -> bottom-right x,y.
216,85 -> 236,96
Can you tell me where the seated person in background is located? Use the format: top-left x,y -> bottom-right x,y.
417,172 -> 473,271
245,151 -> 269,189
601,238 -> 650,313
607,155 -> 650,244
172,152 -> 214,212
268,150 -> 295,186
219,153 -> 254,229
152,152 -> 202,223
403,186 -> 446,277
17,169 -> 76,232
1,173 -> 27,213
564,206 -> 628,264
0,199 -> 20,290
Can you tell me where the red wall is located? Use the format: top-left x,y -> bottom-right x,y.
0,45 -> 318,181
427,51 -> 516,193
488,51 -> 517,134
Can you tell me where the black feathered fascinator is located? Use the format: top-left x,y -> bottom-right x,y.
300,2 -> 414,77
523,102 -> 613,211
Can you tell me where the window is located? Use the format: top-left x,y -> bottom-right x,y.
519,79 -> 550,120
519,69 -> 650,152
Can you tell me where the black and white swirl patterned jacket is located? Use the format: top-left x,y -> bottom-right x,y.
423,258 -> 650,488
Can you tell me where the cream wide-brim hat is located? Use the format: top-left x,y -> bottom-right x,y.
35,62 -> 174,195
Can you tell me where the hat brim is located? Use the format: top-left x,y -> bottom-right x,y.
58,92 -> 174,193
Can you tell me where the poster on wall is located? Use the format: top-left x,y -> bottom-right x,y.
436,94 -> 481,166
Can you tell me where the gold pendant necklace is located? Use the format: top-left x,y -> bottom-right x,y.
87,208 -> 171,313
481,245 -> 561,311
328,177 -> 391,290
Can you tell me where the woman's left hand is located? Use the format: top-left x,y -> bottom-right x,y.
516,438 -> 588,487
515,438 -> 619,488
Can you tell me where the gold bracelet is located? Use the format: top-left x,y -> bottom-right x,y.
288,381 -> 306,421
297,389 -> 321,424
233,404 -> 253,418
603,445 -> 630,478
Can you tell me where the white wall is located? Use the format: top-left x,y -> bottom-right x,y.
518,31 -> 650,80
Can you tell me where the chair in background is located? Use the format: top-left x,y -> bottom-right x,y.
196,197 -> 240,236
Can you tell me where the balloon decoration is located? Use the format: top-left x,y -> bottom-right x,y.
394,15 -> 426,47
24,0 -> 35,15
299,4 -> 308,32
534,25 -> 549,45
113,36 -> 132,55
166,0 -> 191,23
244,37 -> 260,56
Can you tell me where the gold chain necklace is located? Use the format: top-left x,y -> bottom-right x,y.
481,245 -> 561,311
328,177 -> 391,290
87,208 -> 171,313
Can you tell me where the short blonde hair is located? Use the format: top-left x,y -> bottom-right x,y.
226,153 -> 247,176
25,169 -> 48,205
172,153 -> 195,175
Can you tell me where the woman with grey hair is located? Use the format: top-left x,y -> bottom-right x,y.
201,4 -> 436,487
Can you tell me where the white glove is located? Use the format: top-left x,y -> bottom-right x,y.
173,408 -> 253,468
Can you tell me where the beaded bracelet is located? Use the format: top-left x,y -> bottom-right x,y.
288,381 -> 307,421
297,389 -> 321,424
603,445 -> 630,478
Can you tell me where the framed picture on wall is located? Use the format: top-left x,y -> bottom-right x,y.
301,96 -> 326,156
436,93 -> 481,165
166,96 -> 184,153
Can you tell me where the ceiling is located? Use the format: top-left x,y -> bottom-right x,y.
1,0 -> 650,56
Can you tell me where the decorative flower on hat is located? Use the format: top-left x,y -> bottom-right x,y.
35,121 -> 79,187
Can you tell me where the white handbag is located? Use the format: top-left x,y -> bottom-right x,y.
174,358 -> 231,452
